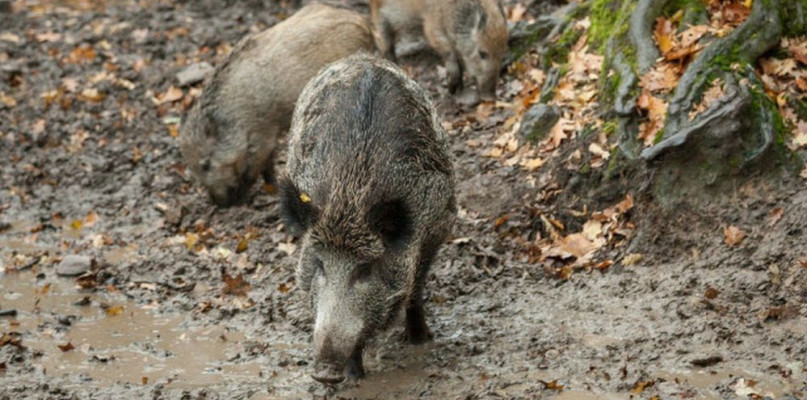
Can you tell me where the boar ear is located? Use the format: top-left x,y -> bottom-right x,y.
279,177 -> 317,236
455,2 -> 485,34
369,199 -> 412,251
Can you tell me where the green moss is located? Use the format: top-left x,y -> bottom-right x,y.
661,0 -> 709,26
602,119 -> 619,137
545,26 -> 585,65
590,0 -> 634,54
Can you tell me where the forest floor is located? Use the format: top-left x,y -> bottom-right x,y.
0,0 -> 806,399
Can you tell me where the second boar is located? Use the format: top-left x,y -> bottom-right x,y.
280,54 -> 456,384
370,0 -> 508,100
180,4 -> 375,207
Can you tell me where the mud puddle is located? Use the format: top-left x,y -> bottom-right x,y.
0,270 -> 262,389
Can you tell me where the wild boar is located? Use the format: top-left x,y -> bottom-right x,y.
370,0 -> 508,100
180,3 -> 375,207
280,54 -> 456,383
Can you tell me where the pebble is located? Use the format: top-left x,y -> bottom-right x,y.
57,255 -> 92,277
176,62 -> 214,86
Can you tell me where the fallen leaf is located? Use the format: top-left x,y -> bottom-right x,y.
640,63 -> 680,93
724,226 -> 746,246
653,17 -> 676,55
637,92 -> 668,145
277,242 -> 297,255
540,380 -> 565,391
158,86 -> 184,105
263,183 -> 277,194
142,376 -> 148,385
493,215 -> 509,228
0,93 -> 16,108
768,207 -> 784,226
704,287 -> 720,299
58,342 -> 75,352
632,380 -> 655,393
105,305 -> 124,316
222,272 -> 250,297
299,192 -> 311,203
70,220 -> 83,230
278,282 -> 291,294
622,253 -> 644,266
236,239 -> 248,253
582,220 -> 603,241
184,232 -> 199,250
80,88 -> 106,102
799,259 -> 806,269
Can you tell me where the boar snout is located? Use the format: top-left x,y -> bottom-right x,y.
477,78 -> 497,102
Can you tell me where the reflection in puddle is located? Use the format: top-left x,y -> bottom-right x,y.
0,270 -> 262,389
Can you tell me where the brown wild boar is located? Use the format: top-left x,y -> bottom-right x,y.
370,0 -> 507,100
180,3 -> 375,207
280,54 -> 456,384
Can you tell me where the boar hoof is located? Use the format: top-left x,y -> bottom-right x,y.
312,364 -> 345,384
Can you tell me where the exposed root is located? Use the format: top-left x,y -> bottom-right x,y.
613,0 -> 785,168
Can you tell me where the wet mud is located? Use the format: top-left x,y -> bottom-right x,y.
1,0 -> 806,399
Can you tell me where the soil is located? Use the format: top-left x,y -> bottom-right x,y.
1,1 -> 806,399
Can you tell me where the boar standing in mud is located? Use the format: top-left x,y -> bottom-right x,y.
370,0 -> 508,100
280,54 -> 456,384
179,4 -> 375,207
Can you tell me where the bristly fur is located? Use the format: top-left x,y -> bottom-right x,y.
282,54 -> 456,382
370,0 -> 508,99
178,3 -> 375,206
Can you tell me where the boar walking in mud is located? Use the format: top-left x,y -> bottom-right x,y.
280,54 -> 456,384
370,0 -> 508,100
179,4 -> 375,207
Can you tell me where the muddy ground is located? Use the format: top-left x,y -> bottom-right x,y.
1,1 -> 806,399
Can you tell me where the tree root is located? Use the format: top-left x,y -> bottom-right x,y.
611,0 -> 785,169
505,3 -> 580,68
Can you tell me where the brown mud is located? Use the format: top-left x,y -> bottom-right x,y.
1,0 -> 806,399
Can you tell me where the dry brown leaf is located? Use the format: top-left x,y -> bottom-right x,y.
58,342 -> 75,352
105,305 -> 124,316
541,380 -> 565,391
724,225 -> 746,246
704,287 -> 720,299
158,86 -> 184,105
768,207 -> 784,227
653,17 -> 676,55
690,79 -> 726,119
793,121 -> 807,148
800,259 -> 807,269
556,233 -> 598,259
632,380 -> 655,394
640,63 -> 680,93
508,3 -> 527,23
80,88 -> 106,102
222,272 -> 250,297
622,253 -> 644,266
185,232 -> 199,250
236,239 -> 248,253
679,25 -> 709,48
0,93 -> 16,108
637,92 -> 668,146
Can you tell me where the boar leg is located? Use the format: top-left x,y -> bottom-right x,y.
445,53 -> 464,94
377,19 -> 398,62
344,346 -> 365,380
261,151 -> 276,185
406,243 -> 440,344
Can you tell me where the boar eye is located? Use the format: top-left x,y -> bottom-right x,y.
200,160 -> 211,172
369,199 -> 412,250
352,263 -> 373,285
479,51 -> 489,60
